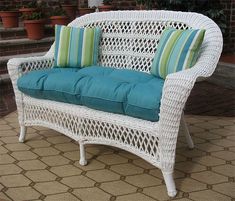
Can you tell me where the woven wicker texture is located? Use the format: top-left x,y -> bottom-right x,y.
7,10 -> 223,197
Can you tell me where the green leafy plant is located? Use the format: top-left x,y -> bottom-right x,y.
21,0 -> 37,8
51,6 -> 67,16
23,11 -> 44,20
103,0 -> 112,5
157,0 -> 227,34
135,0 -> 153,10
0,4 -> 19,11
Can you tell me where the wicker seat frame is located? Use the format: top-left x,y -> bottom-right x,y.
7,10 -> 223,197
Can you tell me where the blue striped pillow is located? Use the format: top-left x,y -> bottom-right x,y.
54,25 -> 101,68
151,28 -> 205,79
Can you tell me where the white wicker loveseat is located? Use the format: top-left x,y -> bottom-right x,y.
7,10 -> 223,197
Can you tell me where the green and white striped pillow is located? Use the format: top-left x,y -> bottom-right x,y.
54,25 -> 101,68
151,28 -> 205,79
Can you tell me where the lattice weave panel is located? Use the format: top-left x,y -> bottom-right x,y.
24,102 -> 160,161
84,20 -> 189,72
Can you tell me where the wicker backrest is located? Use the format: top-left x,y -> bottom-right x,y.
47,10 -> 221,73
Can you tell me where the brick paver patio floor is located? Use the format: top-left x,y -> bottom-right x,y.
0,112 -> 234,201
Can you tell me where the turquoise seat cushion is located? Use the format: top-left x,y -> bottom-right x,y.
17,66 -> 164,122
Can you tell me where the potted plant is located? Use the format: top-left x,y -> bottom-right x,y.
19,0 -> 38,16
23,11 -> 45,40
98,0 -> 113,12
61,0 -> 77,20
0,5 -> 19,28
50,6 -> 69,26
135,0 -> 154,10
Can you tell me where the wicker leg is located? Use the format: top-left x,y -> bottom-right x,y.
162,171 -> 177,197
79,141 -> 87,166
181,114 -> 194,149
19,126 -> 26,143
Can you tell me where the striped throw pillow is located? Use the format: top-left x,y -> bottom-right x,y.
151,28 -> 205,79
54,25 -> 101,68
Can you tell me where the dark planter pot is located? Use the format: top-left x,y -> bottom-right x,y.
50,16 -> 69,26
62,4 -> 77,20
19,8 -> 37,16
24,19 -> 45,40
0,11 -> 19,28
98,5 -> 113,12
78,8 -> 96,16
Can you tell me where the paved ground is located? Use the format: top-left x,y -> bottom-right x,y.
0,112 -> 234,201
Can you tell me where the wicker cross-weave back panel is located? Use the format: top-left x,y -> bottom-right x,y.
83,20 -> 189,72
85,20 -> 188,72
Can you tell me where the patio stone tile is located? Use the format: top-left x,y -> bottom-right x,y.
97,154 -> 128,165
210,139 -> 235,147
175,161 -> 206,173
189,189 -> 231,201
0,192 -> 11,201
143,185 -> 182,201
226,135 -> 235,141
5,187 -> 41,201
118,150 -> 140,159
44,193 -> 80,201
196,143 -> 224,152
32,147 -> 60,156
74,159 -> 105,171
41,155 -> 70,166
0,174 -> 31,187
61,175 -> 95,188
0,146 -> 8,154
116,193 -> 156,201
149,169 -> 185,180
192,155 -> 225,166
212,164 -> 235,177
191,171 -> 228,184
176,148 -> 206,158
11,150 -> 38,160
132,159 -> 156,169
125,173 -> 162,187
26,140 -> 51,148
0,136 -> 19,144
213,182 -> 235,198
188,125 -> 205,133
73,187 -> 110,201
50,164 -> 82,177
46,135 -> 72,144
211,150 -> 235,161
25,170 -> 57,182
100,180 -> 137,196
34,181 -> 68,195
54,142 -> 79,152
210,128 -> 234,136
39,130 -> 62,137
0,154 -> 15,164
17,160 -> 47,170
0,124 -> 13,131
0,130 -> 17,137
86,145 -> 115,155
110,163 -> 143,175
4,143 -> 31,151
0,164 -> 22,175
192,131 -> 222,140
86,169 -> 120,182
175,178 -> 207,192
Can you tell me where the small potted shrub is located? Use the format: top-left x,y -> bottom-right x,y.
0,5 -> 19,28
98,0 -> 113,12
61,0 -> 77,20
50,6 -> 69,26
23,11 -> 45,40
19,0 -> 38,16
135,0 -> 153,10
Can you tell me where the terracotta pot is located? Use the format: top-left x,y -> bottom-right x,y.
50,16 -> 69,26
19,8 -> 37,16
61,4 -> 77,20
98,5 -> 113,12
78,8 -> 95,16
0,11 -> 19,28
24,19 -> 45,40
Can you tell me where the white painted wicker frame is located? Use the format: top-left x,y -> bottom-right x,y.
7,10 -> 223,197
